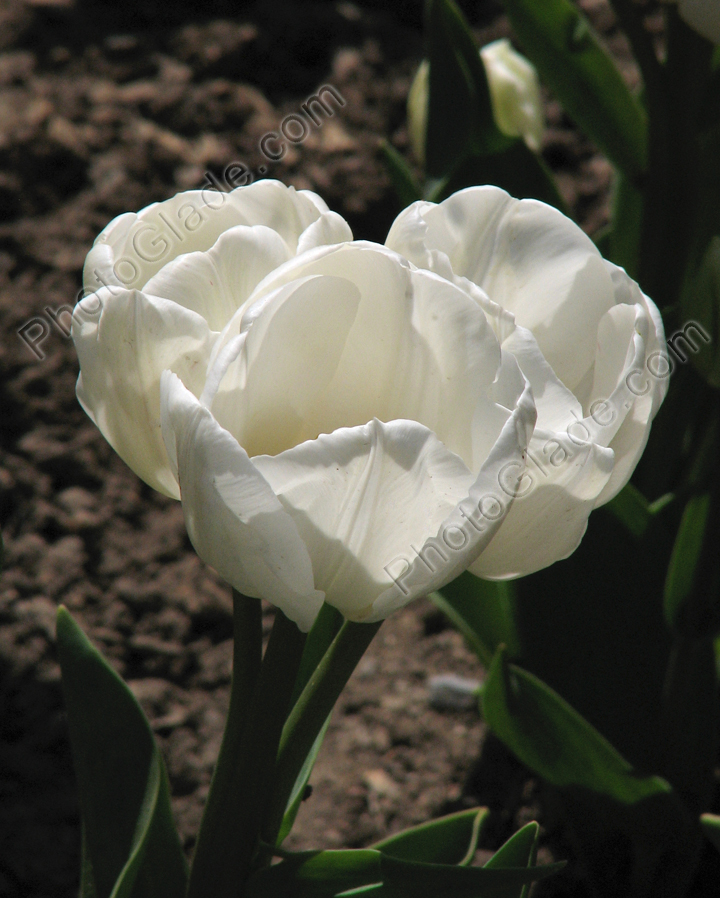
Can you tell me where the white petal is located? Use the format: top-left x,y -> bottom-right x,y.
369,379 -> 536,620
210,274 -> 363,457
85,180 -> 329,291
142,225 -> 291,331
296,211 -> 353,255
386,187 -> 616,392
160,372 -> 323,631
604,261 -> 668,416
253,418 -> 475,621
470,429 -> 614,579
221,242 -> 505,468
501,325 -> 583,432
83,212 -> 135,293
72,288 -> 216,497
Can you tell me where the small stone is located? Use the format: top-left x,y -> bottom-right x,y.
428,674 -> 481,712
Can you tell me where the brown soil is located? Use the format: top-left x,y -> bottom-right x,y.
0,1 -> 630,895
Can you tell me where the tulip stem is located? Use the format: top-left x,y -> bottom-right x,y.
187,598 -> 306,898
260,618 -> 383,852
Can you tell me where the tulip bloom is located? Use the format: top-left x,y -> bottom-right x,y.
386,186 -> 667,579
73,182 -> 666,630
159,241 -> 535,630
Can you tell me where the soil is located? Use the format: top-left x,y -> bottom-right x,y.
0,1 -> 638,895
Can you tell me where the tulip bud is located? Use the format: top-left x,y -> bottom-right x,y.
407,39 -> 544,166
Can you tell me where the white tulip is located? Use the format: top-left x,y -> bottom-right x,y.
407,39 -> 544,165
386,186 -> 668,579
72,180 -> 352,498
159,241 -> 536,630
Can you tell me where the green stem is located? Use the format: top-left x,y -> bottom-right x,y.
260,619 -> 382,851
187,604 -> 306,898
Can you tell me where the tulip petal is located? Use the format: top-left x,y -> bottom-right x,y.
253,380 -> 535,621
227,242 -> 505,468
84,181 -> 329,292
501,325 -> 584,432
386,186 -> 616,392
370,380 -> 536,619
678,0 -> 720,43
296,211 -> 353,255
253,418 -> 473,621
210,274 -> 363,458
470,429 -> 614,579
142,226 -> 291,331
160,372 -> 323,631
72,288 -> 216,498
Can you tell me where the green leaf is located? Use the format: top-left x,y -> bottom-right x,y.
431,572 -> 519,667
277,716 -> 332,845
608,169 -> 644,279
700,813 -> 720,854
605,484 -> 674,538
660,636 -> 719,814
482,649 -> 704,895
483,823 -> 538,871
278,604 -> 345,845
482,648 -> 671,804
425,0 -> 510,178
379,854 -> 563,898
248,836 -> 561,898
246,849 -> 382,898
371,808 -> 489,865
379,141 -> 423,208
664,493 -> 712,630
681,236 -> 720,390
56,607 -> 187,898
498,0 -> 647,177
605,482 -> 651,538
483,823 -> 540,898
431,141 -> 566,212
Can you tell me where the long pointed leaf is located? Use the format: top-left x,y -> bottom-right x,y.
57,607 -> 187,898
371,808 -> 489,865
482,648 -> 670,803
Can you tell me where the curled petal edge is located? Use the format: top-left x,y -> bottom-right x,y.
160,371 -> 324,632
368,378 -> 536,621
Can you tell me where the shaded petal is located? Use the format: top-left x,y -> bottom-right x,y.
679,0 -> 720,43
470,429 -> 614,579
219,242 -> 505,468
370,379 -> 536,620
160,372 -> 323,631
386,187 -> 616,392
72,288 -> 216,497
254,418 -> 475,621
142,225 -> 291,331
501,325 -> 583,432
210,274 -> 363,457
